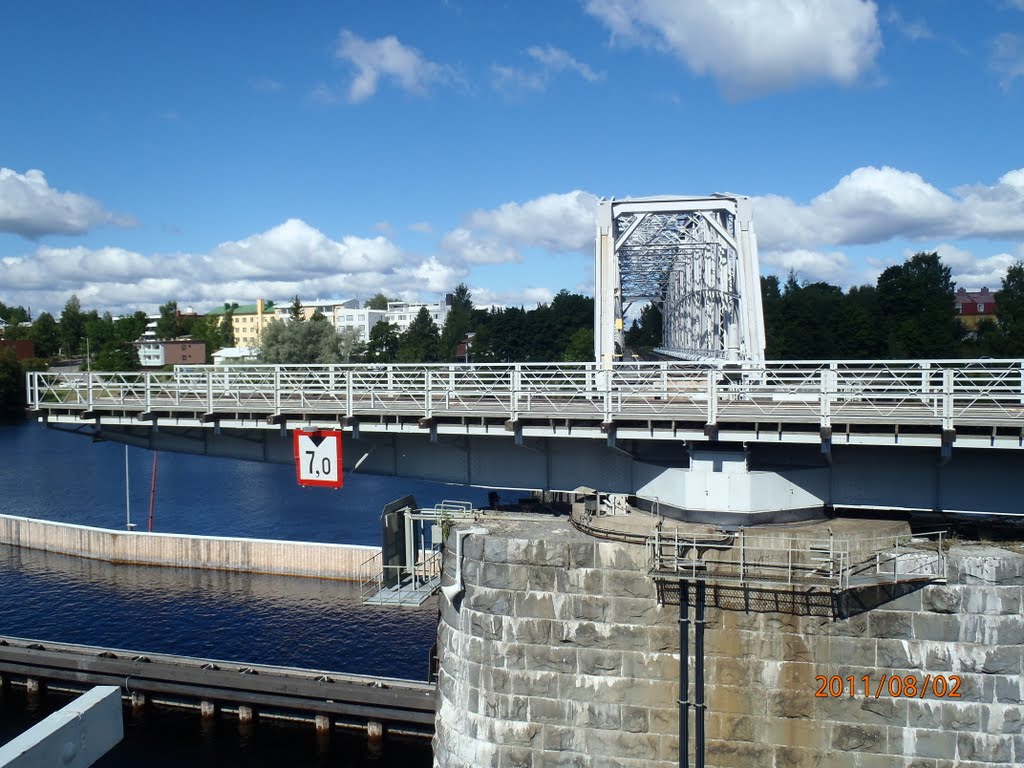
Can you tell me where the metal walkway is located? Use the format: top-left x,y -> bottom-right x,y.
26,359 -> 1024,450
0,635 -> 436,734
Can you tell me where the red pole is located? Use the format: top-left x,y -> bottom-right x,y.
147,451 -> 158,532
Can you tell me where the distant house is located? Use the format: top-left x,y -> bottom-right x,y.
0,339 -> 36,360
212,347 -> 259,366
207,299 -> 276,349
955,288 -> 998,330
134,319 -> 206,368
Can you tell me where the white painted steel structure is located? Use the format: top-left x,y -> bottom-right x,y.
26,360 -> 1024,449
595,196 -> 766,364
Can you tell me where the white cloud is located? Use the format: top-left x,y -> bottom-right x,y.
308,83 -> 341,105
760,249 -> 853,284
442,190 -> 598,265
584,0 -> 881,98
911,243 -> 1018,290
440,227 -> 520,264
0,168 -> 135,239
527,45 -> 603,82
465,190 -> 599,252
885,9 -> 933,41
0,218 -> 453,315
991,33 -> 1024,90
753,166 -> 1024,250
470,286 -> 555,309
335,30 -> 451,103
408,221 -> 433,234
493,45 -> 603,94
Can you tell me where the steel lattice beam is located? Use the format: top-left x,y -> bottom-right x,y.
595,195 -> 766,364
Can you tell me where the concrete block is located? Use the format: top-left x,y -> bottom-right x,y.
911,728 -> 957,760
510,670 -> 560,698
705,738 -> 776,768
912,613 -> 961,642
512,592 -> 556,620
585,729 -> 661,761
540,725 -> 584,753
0,686 -> 123,768
994,676 -> 1023,705
524,646 -> 577,675
601,569 -> 655,599
595,541 -> 648,570
526,566 -> 558,592
558,567 -> 602,594
505,617 -> 553,645
467,586 -> 514,615
956,732 -> 1014,763
620,705 -> 650,733
831,723 -> 886,753
577,649 -> 622,677
469,609 -> 505,641
568,542 -> 595,568
497,745 -> 533,768
921,585 -> 960,614
869,611 -> 914,640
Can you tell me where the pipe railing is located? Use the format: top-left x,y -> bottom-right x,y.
27,360 -> 1024,432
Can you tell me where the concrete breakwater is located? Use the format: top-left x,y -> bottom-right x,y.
433,518 -> 1024,768
0,514 -> 379,581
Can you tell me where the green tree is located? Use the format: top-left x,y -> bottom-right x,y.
0,301 -> 30,325
995,261 -> 1024,356
364,292 -> 391,310
398,307 -> 441,362
156,300 -> 179,340
29,312 -> 61,358
562,327 -> 595,362
876,252 -> 956,358
188,315 -> 224,363
289,295 -> 304,322
221,303 -> 238,347
114,311 -> 148,344
441,284 -> 474,361
84,311 -> 116,359
93,342 -> 140,371
625,303 -> 663,354
0,348 -> 24,421
366,321 -> 400,362
260,316 -> 361,363
59,294 -> 85,357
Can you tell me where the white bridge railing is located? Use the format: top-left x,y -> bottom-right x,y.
26,359 -> 1024,432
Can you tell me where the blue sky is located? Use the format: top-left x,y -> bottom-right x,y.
1,0 -> 1023,316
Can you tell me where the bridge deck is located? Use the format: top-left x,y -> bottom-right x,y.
0,635 -> 436,733
27,360 -> 1024,449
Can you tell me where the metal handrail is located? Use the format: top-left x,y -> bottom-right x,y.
27,360 -> 1024,434
647,529 -> 948,591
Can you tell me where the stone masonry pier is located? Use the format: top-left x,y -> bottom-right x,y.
433,516 -> 1024,767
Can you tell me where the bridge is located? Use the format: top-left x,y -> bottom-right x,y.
20,195 -> 1024,522
26,358 -> 1024,522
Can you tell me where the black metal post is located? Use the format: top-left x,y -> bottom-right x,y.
695,581 -> 706,768
678,579 -> 689,768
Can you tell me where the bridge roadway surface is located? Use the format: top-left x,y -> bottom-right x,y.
0,634 -> 436,733
26,359 -> 1024,449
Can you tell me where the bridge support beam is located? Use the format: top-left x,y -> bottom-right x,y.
0,686 -> 123,768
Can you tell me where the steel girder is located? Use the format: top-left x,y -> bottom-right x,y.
595,195 -> 766,364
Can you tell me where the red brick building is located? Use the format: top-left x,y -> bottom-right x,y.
0,339 -> 36,360
955,288 -> 998,330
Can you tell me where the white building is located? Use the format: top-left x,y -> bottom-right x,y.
136,318 -> 163,368
212,346 -> 260,365
273,295 -> 453,339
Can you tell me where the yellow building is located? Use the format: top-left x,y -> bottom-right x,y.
206,299 -> 276,349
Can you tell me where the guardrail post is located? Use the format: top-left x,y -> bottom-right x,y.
346,369 -> 354,416
819,369 -> 833,428
706,370 -> 718,427
511,364 -> 521,421
602,367 -> 613,423
206,370 -> 213,412
941,369 -> 954,432
424,369 -> 433,419
87,371 -> 94,410
273,366 -> 281,415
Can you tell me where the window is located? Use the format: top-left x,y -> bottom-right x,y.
977,303 -> 985,313
955,303 -> 962,314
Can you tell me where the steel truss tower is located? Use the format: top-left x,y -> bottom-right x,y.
595,195 -> 766,364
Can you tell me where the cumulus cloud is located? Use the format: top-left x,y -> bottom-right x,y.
0,168 -> 136,239
913,243 -> 1018,290
442,190 -> 598,264
584,0 -> 881,98
760,249 -> 853,284
470,286 -> 556,309
752,166 -> 1024,250
335,30 -> 451,102
0,218 -> 454,315
991,33 -> 1024,90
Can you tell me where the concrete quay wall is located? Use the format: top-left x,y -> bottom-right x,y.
0,514 -> 379,581
433,520 -> 1024,768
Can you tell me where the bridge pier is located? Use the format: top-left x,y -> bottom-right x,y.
237,705 -> 256,724
367,720 -> 384,742
200,700 -> 218,719
25,678 -> 45,697
130,691 -> 147,712
315,713 -> 331,734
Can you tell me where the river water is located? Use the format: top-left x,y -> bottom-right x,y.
0,421 -> 497,765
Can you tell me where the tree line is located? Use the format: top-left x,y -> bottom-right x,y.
259,285 -> 596,365
627,253 -> 1024,359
